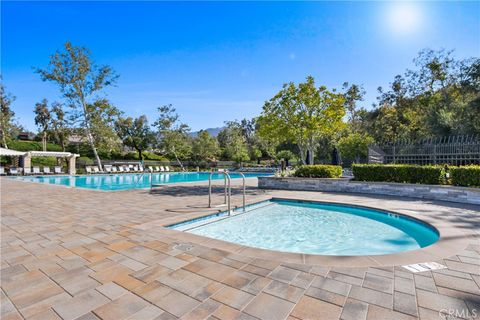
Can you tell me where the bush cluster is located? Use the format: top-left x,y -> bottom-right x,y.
352,164 -> 444,185
9,140 -> 63,152
450,166 -> 480,187
294,165 -> 342,178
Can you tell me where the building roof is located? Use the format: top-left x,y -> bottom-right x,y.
0,147 -> 26,156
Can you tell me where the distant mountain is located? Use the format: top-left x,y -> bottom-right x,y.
190,127 -> 224,137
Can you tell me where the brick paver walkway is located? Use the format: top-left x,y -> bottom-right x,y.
1,178 -> 479,320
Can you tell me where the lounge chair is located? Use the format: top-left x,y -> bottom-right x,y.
0,167 -> 4,175
9,167 -> 19,175
148,166 -> 154,172
85,166 -> 92,174
32,166 -> 41,175
54,166 -> 63,174
93,166 -> 100,174
111,166 -> 117,173
165,166 -> 170,172
43,167 -> 52,174
132,166 -> 139,172
160,166 -> 165,172
22,167 -> 31,175
117,166 -> 124,173
105,166 -> 112,173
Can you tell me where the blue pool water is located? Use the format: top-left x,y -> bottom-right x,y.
171,199 -> 439,256
15,172 -> 271,191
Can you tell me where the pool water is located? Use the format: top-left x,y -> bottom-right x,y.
172,199 -> 439,256
15,172 -> 271,191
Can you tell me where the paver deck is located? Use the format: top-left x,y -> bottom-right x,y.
1,177 -> 479,320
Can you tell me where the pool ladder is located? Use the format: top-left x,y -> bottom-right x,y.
208,170 -> 246,215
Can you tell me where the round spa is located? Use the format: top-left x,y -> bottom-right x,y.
170,199 -> 439,256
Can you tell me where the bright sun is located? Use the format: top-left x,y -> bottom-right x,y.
387,3 -> 422,35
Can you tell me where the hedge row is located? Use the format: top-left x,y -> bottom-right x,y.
450,166 -> 480,187
294,165 -> 342,178
352,164 -> 445,185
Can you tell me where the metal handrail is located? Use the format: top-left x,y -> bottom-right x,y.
208,170 -> 232,215
238,172 -> 246,212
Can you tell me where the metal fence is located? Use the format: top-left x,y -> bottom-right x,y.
368,135 -> 480,165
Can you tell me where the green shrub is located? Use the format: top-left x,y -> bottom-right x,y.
450,165 -> 480,187
9,140 -> 62,152
78,156 -> 94,165
294,165 -> 342,178
352,164 -> 445,185
31,157 -> 58,167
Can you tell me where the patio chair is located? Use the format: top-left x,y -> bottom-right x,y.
118,166 -> 124,173
93,166 -> 100,174
23,167 -> 32,175
0,167 -> 4,175
111,166 -> 118,173
154,166 -> 160,172
160,166 -> 165,172
148,166 -> 154,172
165,166 -> 170,172
32,166 -> 41,175
85,166 -> 92,174
9,167 -> 19,175
54,166 -> 63,174
43,167 -> 52,174
133,166 -> 139,172
105,166 -> 112,173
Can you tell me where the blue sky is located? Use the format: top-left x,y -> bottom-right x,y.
2,1 -> 479,132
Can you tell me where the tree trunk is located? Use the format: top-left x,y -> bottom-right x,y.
1,127 -> 8,149
138,149 -> 143,160
308,147 -> 314,165
81,101 -> 102,170
298,144 -> 307,165
42,132 -> 47,151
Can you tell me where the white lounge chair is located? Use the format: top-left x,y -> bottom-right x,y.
148,166 -> 154,172
0,167 -> 4,175
85,166 -> 92,174
54,166 -> 63,174
165,166 -> 170,172
111,166 -> 118,173
160,166 -> 165,172
32,167 -> 41,175
9,167 -> 19,175
93,166 -> 100,173
23,167 -> 31,175
43,167 -> 52,174
105,166 -> 112,173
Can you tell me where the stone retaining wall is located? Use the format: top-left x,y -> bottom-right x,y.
258,177 -> 480,205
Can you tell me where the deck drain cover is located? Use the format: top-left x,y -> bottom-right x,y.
402,262 -> 447,273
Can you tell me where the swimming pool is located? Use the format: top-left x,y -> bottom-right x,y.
14,172 -> 272,191
169,199 -> 439,256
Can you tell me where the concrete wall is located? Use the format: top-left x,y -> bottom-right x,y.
258,177 -> 480,205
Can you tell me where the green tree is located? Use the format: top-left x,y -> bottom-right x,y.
50,103 -> 70,152
34,99 -> 52,151
0,82 -> 17,148
154,104 -> 192,169
338,132 -> 374,163
192,130 -> 220,163
115,115 -> 155,160
36,42 -> 118,169
276,150 -> 296,166
257,76 -> 346,165
218,126 -> 250,164
86,99 -> 122,158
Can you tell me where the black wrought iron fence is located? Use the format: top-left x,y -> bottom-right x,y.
368,135 -> 480,165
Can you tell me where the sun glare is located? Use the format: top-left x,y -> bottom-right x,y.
386,2 -> 422,35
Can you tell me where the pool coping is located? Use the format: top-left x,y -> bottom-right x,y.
156,196 -> 478,267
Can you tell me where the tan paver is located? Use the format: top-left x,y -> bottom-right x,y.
1,177 -> 479,320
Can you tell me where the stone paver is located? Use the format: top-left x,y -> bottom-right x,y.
1,177 -> 479,320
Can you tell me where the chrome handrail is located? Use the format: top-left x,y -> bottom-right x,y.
208,170 -> 232,215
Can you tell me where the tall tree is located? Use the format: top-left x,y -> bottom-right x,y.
115,115 -> 154,160
257,76 -> 346,164
0,82 -> 16,148
36,42 -> 118,170
154,104 -> 192,169
34,99 -> 52,151
50,103 -> 70,152
192,130 -> 220,163
86,99 -> 122,157
217,125 -> 250,164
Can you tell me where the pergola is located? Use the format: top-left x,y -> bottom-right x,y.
0,148 -> 80,175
